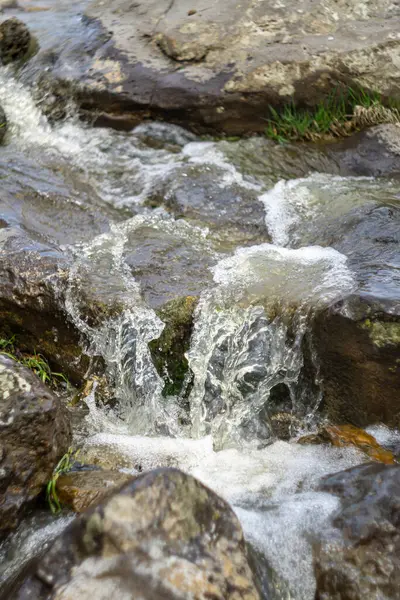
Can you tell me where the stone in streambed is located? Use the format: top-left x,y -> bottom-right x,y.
56,469 -> 133,513
16,468 -> 260,599
314,462 -> 400,600
298,424 -> 396,464
0,18 -> 33,65
0,355 -> 71,538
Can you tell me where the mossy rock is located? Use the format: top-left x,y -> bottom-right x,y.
149,295 -> 198,398
0,18 -> 37,66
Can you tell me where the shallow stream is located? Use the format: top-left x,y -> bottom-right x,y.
0,2 -> 400,598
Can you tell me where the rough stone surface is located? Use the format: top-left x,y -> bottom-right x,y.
328,124 -> 400,178
16,468 -> 260,600
0,354 -> 71,537
56,469 -> 133,513
314,462 -> 400,600
45,0 -> 400,133
0,227 -> 90,384
0,18 -> 31,64
298,424 -> 396,464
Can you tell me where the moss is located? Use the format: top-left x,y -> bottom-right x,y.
361,319 -> 400,348
149,296 -> 198,397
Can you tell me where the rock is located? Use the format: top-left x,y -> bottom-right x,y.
56,469 -> 133,513
298,424 -> 396,464
282,176 -> 400,430
0,355 -> 71,537
121,216 -> 219,308
0,18 -> 32,65
147,164 -> 270,247
16,468 -> 260,599
0,228 -> 91,384
314,462 -> 400,600
0,103 -> 6,144
33,0 -> 400,134
328,124 -> 400,178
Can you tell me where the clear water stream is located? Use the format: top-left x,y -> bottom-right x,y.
0,3 -> 399,596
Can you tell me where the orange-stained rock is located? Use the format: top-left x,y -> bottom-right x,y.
298,424 -> 396,464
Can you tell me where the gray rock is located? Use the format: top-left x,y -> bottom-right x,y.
45,0 -> 400,133
15,468 -> 260,600
0,355 -> 71,537
328,124 -> 400,178
314,462 -> 400,600
147,165 -> 270,247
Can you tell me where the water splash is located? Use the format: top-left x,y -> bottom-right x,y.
260,173 -> 400,247
187,244 -> 355,449
63,214 -> 219,436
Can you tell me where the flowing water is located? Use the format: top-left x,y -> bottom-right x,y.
1,2 -> 400,596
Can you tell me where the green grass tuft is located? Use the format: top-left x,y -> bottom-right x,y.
0,336 -> 70,390
264,87 -> 400,143
46,448 -> 79,514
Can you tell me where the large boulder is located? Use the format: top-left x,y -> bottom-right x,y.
31,0 -> 400,133
0,355 -> 71,537
16,468 -> 260,600
314,462 -> 400,600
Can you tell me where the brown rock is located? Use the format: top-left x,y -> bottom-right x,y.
15,468 -> 260,599
56,469 -> 134,513
0,355 -> 71,537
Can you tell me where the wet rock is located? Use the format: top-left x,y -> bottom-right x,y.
56,469 -> 133,513
0,103 -> 6,144
328,124 -> 400,178
0,18 -> 32,65
0,228 -> 91,384
298,424 -> 396,464
314,462 -> 400,600
291,183 -> 400,430
313,307 -> 400,429
16,468 -> 260,599
147,165 -> 270,247
35,0 -> 400,134
122,217 -> 219,308
0,355 -> 71,537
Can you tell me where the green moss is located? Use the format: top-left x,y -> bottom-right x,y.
361,319 -> 400,348
149,296 -> 198,397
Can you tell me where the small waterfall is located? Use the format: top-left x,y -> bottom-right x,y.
188,244 -> 355,449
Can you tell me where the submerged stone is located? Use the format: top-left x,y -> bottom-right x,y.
298,424 -> 396,464
0,355 -> 71,537
16,468 -> 260,599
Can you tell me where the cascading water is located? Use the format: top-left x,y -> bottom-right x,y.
187,244 -> 355,449
1,57 -> 397,600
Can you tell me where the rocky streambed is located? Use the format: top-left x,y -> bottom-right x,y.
0,1 -> 400,599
